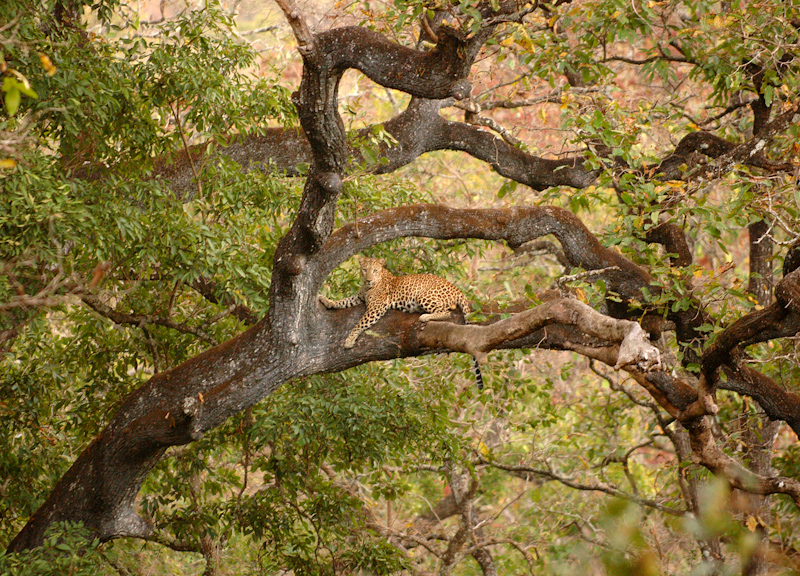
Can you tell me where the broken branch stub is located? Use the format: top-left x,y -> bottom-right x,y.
614,322 -> 662,372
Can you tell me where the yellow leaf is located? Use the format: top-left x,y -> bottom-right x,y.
0,158 -> 16,169
38,52 -> 57,76
746,515 -> 759,532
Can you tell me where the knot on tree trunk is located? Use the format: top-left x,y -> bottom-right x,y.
182,395 -> 205,441
316,171 -> 343,195
99,507 -> 153,541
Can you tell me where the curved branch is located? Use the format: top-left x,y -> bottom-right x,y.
313,203 -> 710,349
513,238 -> 570,268
311,27 -> 475,101
122,99 -> 795,199
657,129 -> 794,181
575,353 -> 800,507
318,204 -> 652,299
644,222 -> 692,267
720,364 -> 800,434
434,118 -> 598,190
683,414 -> 800,508
702,268 -> 800,376
573,340 -> 800,439
661,103 -> 800,183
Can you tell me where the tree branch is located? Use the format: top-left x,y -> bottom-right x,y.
81,294 -> 219,346
417,297 -> 661,372
478,457 -> 683,516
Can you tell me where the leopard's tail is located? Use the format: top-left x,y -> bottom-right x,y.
459,293 -> 472,316
460,296 -> 482,389
471,356 -> 484,390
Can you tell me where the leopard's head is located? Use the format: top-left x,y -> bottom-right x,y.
359,257 -> 386,288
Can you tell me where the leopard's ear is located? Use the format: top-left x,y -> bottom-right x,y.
377,258 -> 386,266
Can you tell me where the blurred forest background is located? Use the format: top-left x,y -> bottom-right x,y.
1,0 -> 800,574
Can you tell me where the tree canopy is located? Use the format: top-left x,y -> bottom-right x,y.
1,0 -> 800,574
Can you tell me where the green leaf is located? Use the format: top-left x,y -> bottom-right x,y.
762,84 -> 773,107
5,87 -> 21,116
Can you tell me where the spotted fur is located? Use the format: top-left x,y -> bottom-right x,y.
319,257 -> 484,389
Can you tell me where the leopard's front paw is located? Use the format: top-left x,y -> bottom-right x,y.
343,335 -> 357,348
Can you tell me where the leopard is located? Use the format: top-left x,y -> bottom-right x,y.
319,256 -> 484,389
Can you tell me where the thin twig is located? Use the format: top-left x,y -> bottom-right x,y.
556,266 -> 621,287
172,102 -> 203,200
240,25 -> 279,36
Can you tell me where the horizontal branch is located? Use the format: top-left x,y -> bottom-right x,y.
480,86 -> 603,110
416,297 -> 661,372
108,99 -> 794,200
477,456 -> 683,516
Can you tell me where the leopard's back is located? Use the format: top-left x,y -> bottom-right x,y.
385,273 -> 470,315
329,257 -> 472,353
